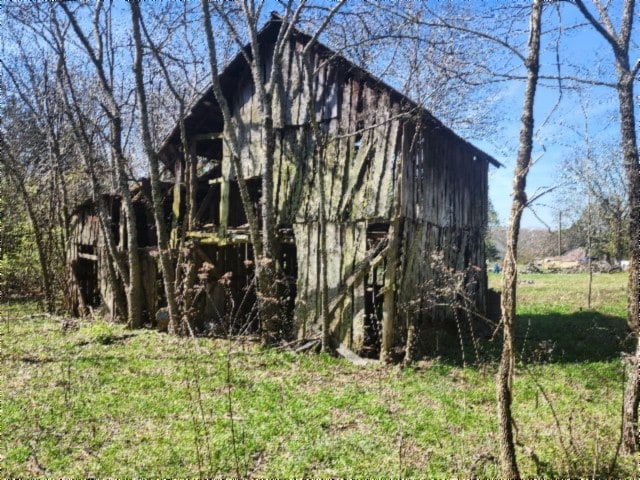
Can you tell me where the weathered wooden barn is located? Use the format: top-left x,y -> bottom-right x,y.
66,184 -> 163,320
67,16 -> 500,358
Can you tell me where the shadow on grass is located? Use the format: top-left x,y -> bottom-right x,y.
512,311 -> 633,364
431,311 -> 632,366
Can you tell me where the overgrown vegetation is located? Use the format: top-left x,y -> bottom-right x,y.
1,272 -> 634,476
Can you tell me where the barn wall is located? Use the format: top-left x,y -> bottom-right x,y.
66,208 -> 101,315
396,121 -> 489,353
225,39 -> 402,224
66,198 -> 161,323
293,221 -> 368,351
207,35 -> 490,355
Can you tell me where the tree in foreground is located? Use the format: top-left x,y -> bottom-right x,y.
497,0 -> 543,476
569,0 -> 640,454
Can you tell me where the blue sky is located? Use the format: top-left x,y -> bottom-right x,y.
4,0 -> 634,233
468,1 -> 638,229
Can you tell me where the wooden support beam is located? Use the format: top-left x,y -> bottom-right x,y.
219,150 -> 230,237
399,223 -> 425,291
187,230 -> 250,246
170,159 -> 183,248
328,241 -> 388,333
336,343 -> 378,366
193,132 -> 223,141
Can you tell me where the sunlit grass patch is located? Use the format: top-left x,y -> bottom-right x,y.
1,271 -> 636,477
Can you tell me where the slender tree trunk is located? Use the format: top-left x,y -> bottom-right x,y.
380,215 -> 402,362
300,52 -> 331,352
112,130 -> 143,328
618,74 -> 640,454
1,161 -> 55,312
53,46 -> 129,320
571,0 -> 640,452
129,0 -> 181,332
59,2 -> 143,328
497,1 -> 542,477
200,0 -> 276,343
257,115 -> 284,345
21,187 -> 54,313
587,193 -> 593,309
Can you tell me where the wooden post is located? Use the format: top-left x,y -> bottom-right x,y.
219,144 -> 230,237
380,217 -> 402,362
380,125 -> 404,362
170,156 -> 183,248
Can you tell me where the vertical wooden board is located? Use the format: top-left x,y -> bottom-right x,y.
397,220 -> 412,315
436,136 -> 446,226
450,140 -> 458,226
400,121 -> 412,219
432,134 -> 441,225
320,63 -> 339,121
313,53 -> 325,121
277,129 -> 291,221
350,222 -> 367,352
293,128 -> 314,223
345,78 -> 358,132
326,142 -> 346,220
417,129 -> 427,220
231,77 -> 263,179
325,77 -> 358,220
338,127 -> 372,219
273,132 -> 284,222
328,222 -> 349,343
359,87 -> 380,218
425,127 -> 437,224
293,223 -> 315,338
294,46 -> 312,124
325,222 -> 344,293
141,251 -> 158,321
457,144 -> 466,226
220,149 -> 231,235
328,221 -> 366,349
349,91 -> 399,219
292,223 -> 306,337
427,130 -> 435,219
97,232 -> 114,318
284,40 -> 306,126
279,39 -> 293,126
401,120 -> 414,221
337,222 -> 353,344
375,107 -> 400,217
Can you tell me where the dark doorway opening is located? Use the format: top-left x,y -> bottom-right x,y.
362,221 -> 389,358
74,256 -> 100,308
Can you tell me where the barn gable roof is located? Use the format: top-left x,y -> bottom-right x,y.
157,13 -> 502,169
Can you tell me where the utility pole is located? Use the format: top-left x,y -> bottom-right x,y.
557,210 -> 562,256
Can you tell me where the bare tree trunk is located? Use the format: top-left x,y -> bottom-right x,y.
60,2 -> 143,328
618,77 -> 640,453
129,0 -> 181,333
587,183 -> 593,310
51,30 -> 129,319
201,1 -> 346,345
137,11 -> 199,334
0,154 -> 55,312
240,4 -> 284,345
300,50 -> 331,352
571,0 -> 640,454
497,1 -> 542,477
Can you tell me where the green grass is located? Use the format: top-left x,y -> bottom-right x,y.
2,273 -> 638,477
